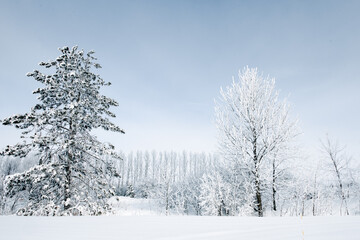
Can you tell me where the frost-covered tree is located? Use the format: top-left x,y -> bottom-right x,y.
1,46 -> 124,215
199,172 -> 229,216
215,67 -> 298,217
269,149 -> 297,213
321,136 -> 351,215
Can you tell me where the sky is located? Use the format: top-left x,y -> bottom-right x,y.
0,0 -> 359,160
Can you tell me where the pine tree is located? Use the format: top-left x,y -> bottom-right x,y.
1,46 -> 124,215
125,184 -> 135,198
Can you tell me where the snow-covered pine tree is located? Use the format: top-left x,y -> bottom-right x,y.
1,46 -> 124,216
126,184 -> 135,198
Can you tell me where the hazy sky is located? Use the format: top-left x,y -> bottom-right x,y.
0,0 -> 359,159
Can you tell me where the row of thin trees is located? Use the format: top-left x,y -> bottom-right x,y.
0,142 -> 359,216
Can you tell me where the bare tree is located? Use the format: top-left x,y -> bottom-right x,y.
321,136 -> 350,215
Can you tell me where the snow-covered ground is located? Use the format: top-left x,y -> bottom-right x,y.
1,197 -> 359,239
0,215 -> 359,240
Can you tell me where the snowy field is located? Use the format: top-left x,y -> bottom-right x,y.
0,216 -> 359,240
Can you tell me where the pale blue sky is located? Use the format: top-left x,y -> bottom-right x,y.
0,0 -> 359,159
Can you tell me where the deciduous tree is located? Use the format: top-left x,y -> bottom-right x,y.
215,67 -> 298,216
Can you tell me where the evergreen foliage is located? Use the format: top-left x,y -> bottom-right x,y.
1,46 -> 124,215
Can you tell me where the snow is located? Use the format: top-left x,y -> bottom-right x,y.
108,196 -> 163,216
0,215 -> 359,240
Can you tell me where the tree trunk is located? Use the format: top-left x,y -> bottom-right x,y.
339,183 -> 349,215
301,198 -> 305,216
272,159 -> 277,211
255,177 -> 263,217
64,152 -> 72,211
333,161 -> 349,215
312,174 -> 317,216
253,135 -> 263,217
65,119 -> 75,212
